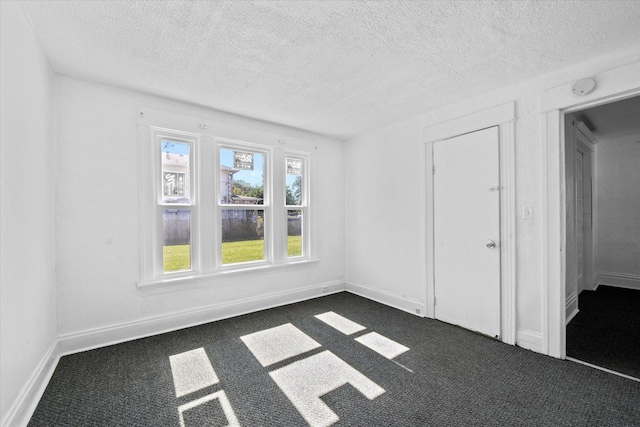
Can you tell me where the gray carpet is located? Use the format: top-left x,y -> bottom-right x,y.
29,292 -> 640,426
567,285 -> 640,379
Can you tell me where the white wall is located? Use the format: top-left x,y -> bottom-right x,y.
0,2 -> 58,424
54,76 -> 345,342
595,133 -> 640,287
345,50 -> 640,354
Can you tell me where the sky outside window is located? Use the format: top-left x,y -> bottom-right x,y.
220,148 -> 264,187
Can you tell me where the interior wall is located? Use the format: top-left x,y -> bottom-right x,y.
0,2 -> 58,423
345,50 -> 640,354
54,76 -> 345,338
595,132 -> 640,287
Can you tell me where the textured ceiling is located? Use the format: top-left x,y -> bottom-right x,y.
573,95 -> 640,141
19,1 -> 640,139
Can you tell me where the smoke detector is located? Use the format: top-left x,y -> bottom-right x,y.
571,78 -> 596,97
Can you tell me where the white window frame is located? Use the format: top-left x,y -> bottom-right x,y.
140,126 -> 200,283
283,152 -> 310,260
216,139 -> 272,270
138,112 -> 316,288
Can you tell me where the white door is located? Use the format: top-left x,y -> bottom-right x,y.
433,126 -> 501,338
575,151 -> 584,292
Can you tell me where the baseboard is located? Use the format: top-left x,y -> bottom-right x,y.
58,280 -> 345,356
344,281 -> 426,317
565,291 -> 579,325
595,271 -> 640,291
516,329 -> 543,353
1,340 -> 59,427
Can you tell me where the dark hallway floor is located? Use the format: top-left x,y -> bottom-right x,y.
567,285 -> 640,379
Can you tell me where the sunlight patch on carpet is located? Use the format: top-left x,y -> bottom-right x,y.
355,332 -> 409,360
240,323 -> 321,367
269,350 -> 385,427
169,348 -> 219,397
314,311 -> 366,335
178,390 -> 240,427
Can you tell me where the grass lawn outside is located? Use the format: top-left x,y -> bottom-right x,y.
163,236 -> 302,272
163,244 -> 191,272
287,235 -> 302,258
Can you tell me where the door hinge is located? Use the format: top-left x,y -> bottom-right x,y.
432,165 -> 435,174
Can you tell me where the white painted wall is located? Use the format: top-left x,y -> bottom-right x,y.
0,2 -> 58,424
345,50 -> 640,354
54,76 -> 345,339
595,133 -> 640,283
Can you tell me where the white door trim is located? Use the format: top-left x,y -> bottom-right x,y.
540,60 -> 640,358
574,124 -> 596,293
423,102 -> 516,345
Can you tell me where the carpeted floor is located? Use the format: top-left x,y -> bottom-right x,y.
29,292 -> 640,426
567,285 -> 640,379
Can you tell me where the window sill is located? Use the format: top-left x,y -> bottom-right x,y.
137,258 -> 320,291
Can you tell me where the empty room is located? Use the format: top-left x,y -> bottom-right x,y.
1,1 -> 639,426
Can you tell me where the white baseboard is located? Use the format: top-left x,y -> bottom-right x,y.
565,291 -> 579,325
516,329 -> 543,353
566,307 -> 579,325
596,271 -> 640,291
1,340 -> 59,427
344,281 -> 426,317
58,280 -> 345,356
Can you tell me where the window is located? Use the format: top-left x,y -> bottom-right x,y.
140,124 -> 313,286
286,157 -> 305,258
219,147 -> 267,265
159,136 -> 195,274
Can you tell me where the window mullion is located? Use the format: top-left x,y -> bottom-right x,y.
199,135 -> 216,273
306,153 -> 315,259
272,148 -> 286,264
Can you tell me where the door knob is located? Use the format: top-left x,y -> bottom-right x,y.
486,240 -> 497,249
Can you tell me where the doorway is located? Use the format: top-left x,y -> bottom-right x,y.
563,95 -> 640,379
540,61 -> 640,360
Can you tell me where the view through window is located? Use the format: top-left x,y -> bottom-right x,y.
146,126 -> 312,281
161,140 -> 192,273
220,148 -> 265,265
286,157 -> 304,258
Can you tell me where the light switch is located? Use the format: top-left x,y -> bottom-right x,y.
523,206 -> 533,220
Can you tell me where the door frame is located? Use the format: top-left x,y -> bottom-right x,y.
564,120 -> 597,325
540,61 -> 640,358
423,102 -> 516,345
574,123 -> 596,293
